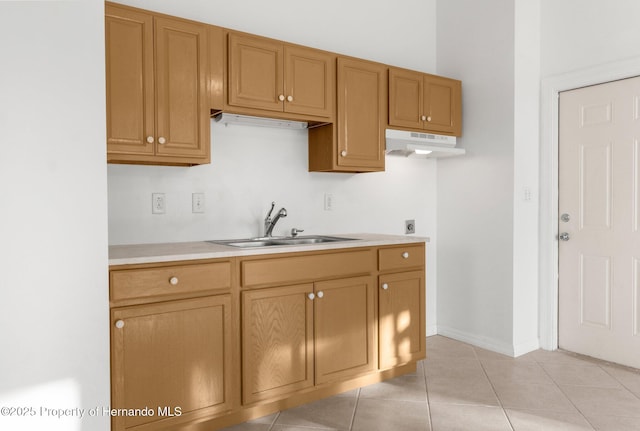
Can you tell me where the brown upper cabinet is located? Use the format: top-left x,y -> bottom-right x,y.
227,33 -> 335,121
309,57 -> 386,173
105,3 -> 211,165
388,67 -> 462,136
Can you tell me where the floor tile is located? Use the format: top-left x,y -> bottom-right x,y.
424,357 -> 486,380
351,398 -> 430,431
427,375 -> 500,406
601,364 -> 640,397
505,409 -> 595,431
359,374 -> 427,402
492,381 -> 577,412
426,335 -> 477,359
481,360 -> 553,385
586,415 -> 640,431
541,362 -> 622,388
273,395 -> 356,430
430,404 -> 511,431
560,385 -> 640,418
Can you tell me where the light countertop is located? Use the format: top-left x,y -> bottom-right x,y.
109,233 -> 429,266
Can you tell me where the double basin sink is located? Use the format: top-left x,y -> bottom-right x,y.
209,235 -> 356,248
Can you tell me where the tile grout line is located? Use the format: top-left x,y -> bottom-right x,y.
472,347 -> 516,431
266,411 -> 281,431
346,387 -> 361,431
599,363 -> 640,403
534,356 -> 597,431
421,359 -> 434,431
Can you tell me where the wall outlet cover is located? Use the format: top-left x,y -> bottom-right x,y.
405,219 -> 415,234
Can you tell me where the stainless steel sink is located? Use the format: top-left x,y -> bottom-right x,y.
209,235 -> 356,248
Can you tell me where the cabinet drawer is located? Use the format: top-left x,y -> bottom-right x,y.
241,248 -> 374,288
111,261 -> 231,302
378,244 -> 425,272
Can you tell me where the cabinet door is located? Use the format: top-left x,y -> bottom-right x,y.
388,68 -> 423,130
111,295 -> 232,431
284,45 -> 334,118
378,271 -> 425,369
242,284 -> 314,404
228,33 -> 284,112
337,58 -> 386,170
423,74 -> 462,136
314,276 -> 376,384
155,17 -> 209,159
105,5 -> 155,156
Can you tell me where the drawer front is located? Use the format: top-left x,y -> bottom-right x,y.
111,261 -> 231,302
241,248 -> 374,288
378,244 -> 425,272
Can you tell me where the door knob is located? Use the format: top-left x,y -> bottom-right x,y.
559,232 -> 570,241
560,213 -> 570,222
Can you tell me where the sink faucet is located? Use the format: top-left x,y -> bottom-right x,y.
264,201 -> 287,237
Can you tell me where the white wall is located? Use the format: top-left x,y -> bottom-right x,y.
436,0 -> 518,354
0,2 -> 110,431
107,0 -> 439,333
540,0 -> 640,78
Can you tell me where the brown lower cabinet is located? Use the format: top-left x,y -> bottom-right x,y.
242,276 -> 375,405
109,244 -> 424,431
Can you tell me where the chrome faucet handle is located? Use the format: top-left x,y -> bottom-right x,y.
291,228 -> 304,237
265,201 -> 275,220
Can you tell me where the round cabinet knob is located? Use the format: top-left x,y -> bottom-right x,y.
169,276 -> 179,285
426,116 -> 432,122
381,283 -> 389,290
308,293 -> 315,300
421,115 -> 427,121
158,136 -> 166,145
115,320 -> 125,329
146,136 -> 154,144
287,95 -> 293,102
402,252 -> 409,259
316,291 -> 324,298
278,94 -> 285,101
341,150 -> 347,157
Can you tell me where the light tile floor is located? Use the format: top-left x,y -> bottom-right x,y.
220,336 -> 640,431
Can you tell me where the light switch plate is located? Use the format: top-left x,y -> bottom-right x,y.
192,193 -> 205,213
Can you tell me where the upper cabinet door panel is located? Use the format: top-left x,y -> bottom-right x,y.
388,68 -> 422,130
284,46 -> 334,118
155,17 -> 209,158
337,57 -> 385,170
105,6 -> 154,155
228,33 -> 284,112
423,74 -> 462,136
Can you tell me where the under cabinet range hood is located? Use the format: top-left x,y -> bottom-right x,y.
385,129 -> 465,158
214,113 -> 308,130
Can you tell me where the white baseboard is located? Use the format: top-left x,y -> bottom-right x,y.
435,325 -> 539,357
426,324 -> 438,337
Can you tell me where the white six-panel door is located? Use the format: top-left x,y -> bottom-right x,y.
559,77 -> 640,369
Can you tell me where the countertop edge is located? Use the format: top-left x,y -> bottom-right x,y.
109,233 -> 430,266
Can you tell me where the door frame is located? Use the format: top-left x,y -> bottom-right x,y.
539,56 -> 640,350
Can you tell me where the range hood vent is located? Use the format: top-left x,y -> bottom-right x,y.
214,113 -> 308,130
385,129 -> 465,158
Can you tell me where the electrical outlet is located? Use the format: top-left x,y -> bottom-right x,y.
324,193 -> 334,211
152,193 -> 165,214
192,193 -> 205,213
405,219 -> 415,234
